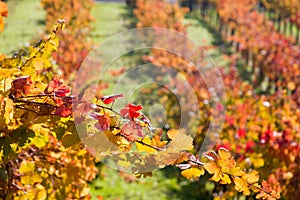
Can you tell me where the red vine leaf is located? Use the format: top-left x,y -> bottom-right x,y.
55,104 -> 72,117
11,76 -> 33,98
100,93 -> 124,104
120,103 -> 143,119
47,77 -> 70,97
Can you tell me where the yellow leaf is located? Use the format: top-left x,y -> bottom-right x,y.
111,127 -> 121,135
220,174 -> 231,184
80,187 -> 90,197
168,130 -> 193,151
20,173 -> 42,185
234,177 -> 250,196
109,115 -> 118,126
217,148 -> 236,173
181,167 -> 205,179
253,157 -> 265,168
30,124 -> 50,136
0,68 -> 19,81
151,135 -> 167,148
20,175 -> 31,185
36,184 -> 47,200
32,58 -> 44,71
19,161 -> 35,174
218,148 -> 231,160
136,136 -> 157,153
117,136 -> 131,151
32,173 -> 43,183
103,130 -> 131,151
229,167 -> 245,177
0,17 -> 4,32
31,135 -> 48,148
32,137 -> 46,148
204,162 -> 220,174
10,143 -> 18,152
245,170 -> 259,184
3,98 -> 14,125
204,162 -> 222,182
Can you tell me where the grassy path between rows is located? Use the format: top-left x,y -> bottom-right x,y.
89,4 -> 225,200
0,0 -> 45,54
0,1 -> 129,55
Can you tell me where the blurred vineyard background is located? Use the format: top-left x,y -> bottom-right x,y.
0,0 -> 299,199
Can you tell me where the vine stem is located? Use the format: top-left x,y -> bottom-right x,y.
94,103 -> 126,120
19,20 -> 64,70
135,140 -> 164,151
12,93 -> 162,152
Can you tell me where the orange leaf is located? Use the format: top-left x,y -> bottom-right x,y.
218,147 -> 231,160
0,2 -> 8,18
234,177 -> 250,196
204,162 -> 222,182
167,129 -> 179,140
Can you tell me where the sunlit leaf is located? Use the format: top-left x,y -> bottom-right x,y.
181,167 -> 205,179
100,93 -> 123,104
168,130 -> 193,151
234,177 -> 250,196
204,162 -> 222,182
19,161 -> 35,174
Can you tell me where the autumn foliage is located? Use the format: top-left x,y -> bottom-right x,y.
0,19 -> 98,199
191,0 -> 300,198
261,0 -> 300,29
215,0 -> 300,95
134,0 -> 188,32
0,1 -> 7,33
41,0 -> 94,81
0,0 -> 297,199
131,0 -> 300,199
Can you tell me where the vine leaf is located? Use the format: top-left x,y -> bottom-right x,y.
102,130 -> 132,151
246,170 -> 259,184
167,129 -> 179,139
204,148 -> 240,184
120,103 -> 143,119
11,76 -> 33,98
0,1 -> 8,32
256,180 -> 281,200
100,93 -> 123,104
19,161 -> 35,174
135,135 -> 167,153
204,162 -> 222,182
136,136 -> 158,153
181,167 -> 205,180
234,177 -> 251,195
92,113 -> 110,131
167,129 -> 193,151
